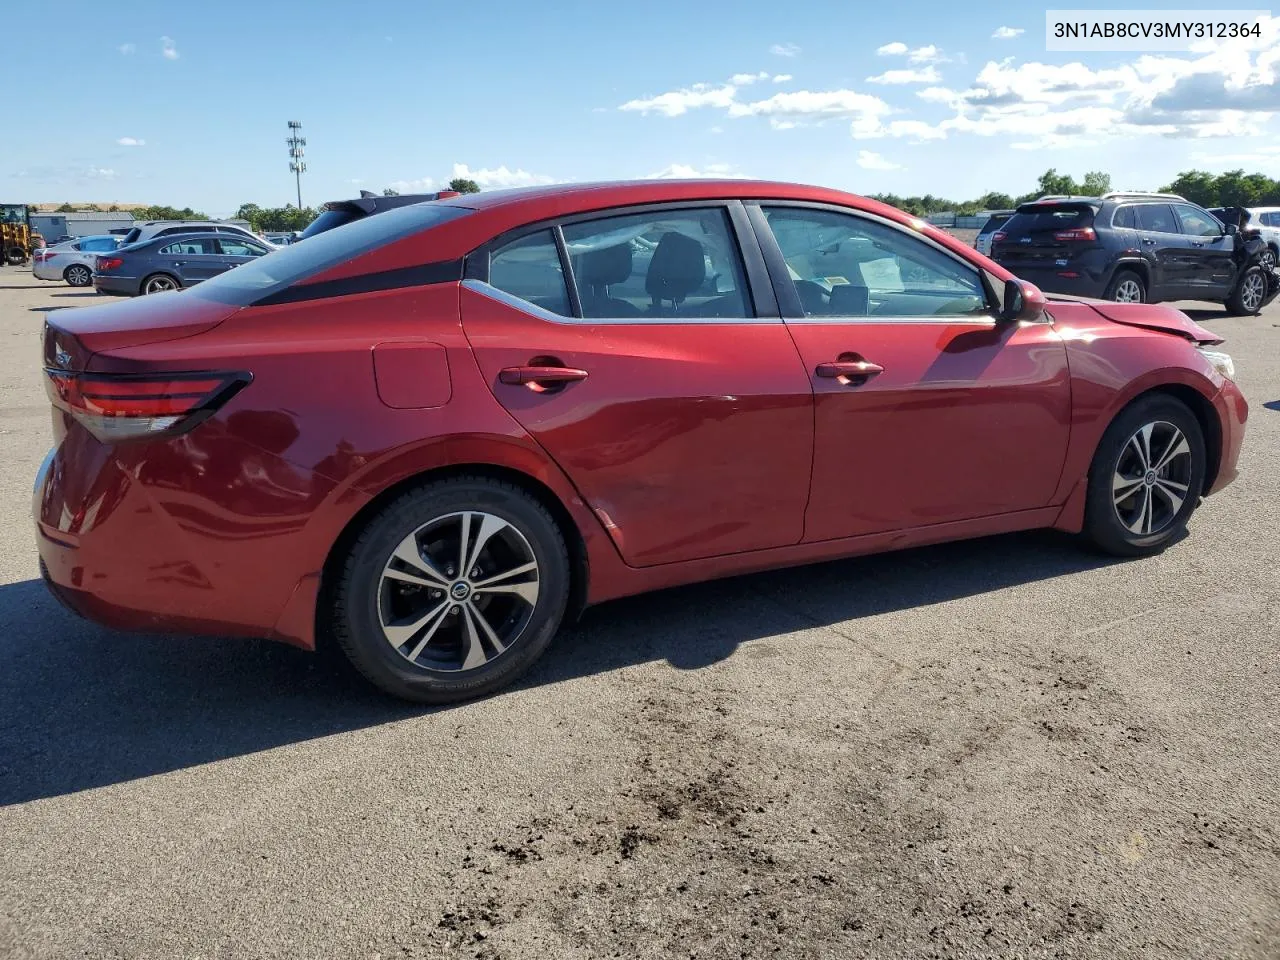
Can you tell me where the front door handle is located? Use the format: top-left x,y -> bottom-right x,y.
1141,238 -> 1156,245
815,359 -> 884,381
499,365 -> 589,389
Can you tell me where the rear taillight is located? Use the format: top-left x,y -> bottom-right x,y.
96,256 -> 124,272
44,371 -> 249,442
34,250 -> 52,262
1053,227 -> 1096,241
992,232 -> 1006,243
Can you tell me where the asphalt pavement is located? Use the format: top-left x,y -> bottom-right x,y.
0,270 -> 1276,959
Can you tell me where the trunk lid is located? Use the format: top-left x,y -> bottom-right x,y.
1087,301 -> 1223,345
42,294 -> 237,370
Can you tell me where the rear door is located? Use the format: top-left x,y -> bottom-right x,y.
1172,203 -> 1237,296
156,237 -> 222,285
1133,203 -> 1191,298
461,201 -> 815,568
750,202 -> 1071,540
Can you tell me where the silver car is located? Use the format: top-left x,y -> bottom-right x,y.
1246,207 -> 1280,268
32,235 -> 123,286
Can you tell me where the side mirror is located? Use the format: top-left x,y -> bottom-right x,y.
998,277 -> 1047,322
1225,223 -> 1239,235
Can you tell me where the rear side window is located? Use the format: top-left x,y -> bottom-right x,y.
190,202 -> 471,306
1135,204 -> 1178,233
159,238 -> 218,255
1112,206 -> 1136,229
79,237 -> 117,252
1003,204 -> 1096,234
488,230 -> 570,316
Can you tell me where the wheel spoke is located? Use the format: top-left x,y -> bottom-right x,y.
1126,485 -> 1151,534
1134,424 -> 1154,471
385,599 -> 450,654
461,512 -> 509,575
465,601 -> 507,656
473,579 -> 539,605
1153,480 -> 1185,515
472,560 -> 537,588
1113,473 -> 1144,504
1153,431 -> 1189,472
390,532 -> 450,586
459,603 -> 492,670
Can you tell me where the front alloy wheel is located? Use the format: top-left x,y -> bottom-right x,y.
1110,421 -> 1192,536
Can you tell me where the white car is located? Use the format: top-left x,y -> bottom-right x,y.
32,235 -> 123,287
1246,207 -> 1280,268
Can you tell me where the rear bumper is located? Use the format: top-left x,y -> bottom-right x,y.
92,274 -> 137,296
32,262 -> 62,281
993,264 -> 1108,298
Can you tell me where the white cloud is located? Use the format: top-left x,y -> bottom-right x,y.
160,36 -> 179,60
877,42 -> 908,56
770,43 -> 800,57
773,74 -> 792,83
866,67 -> 941,85
992,26 -> 1024,40
728,88 -> 894,138
730,71 -> 770,85
347,178 -> 365,184
88,168 -> 117,180
116,137 -> 145,147
452,163 -> 556,189
118,43 -> 135,55
647,163 -> 747,179
620,82 -> 738,116
386,176 -> 436,193
856,150 -> 902,170
709,125 -> 724,134
908,45 -> 945,64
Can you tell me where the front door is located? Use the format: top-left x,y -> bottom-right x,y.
158,236 -> 224,285
750,203 -> 1072,541
1173,203 -> 1238,296
214,236 -> 271,272
462,204 -> 815,567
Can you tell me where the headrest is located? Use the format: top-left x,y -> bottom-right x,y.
645,232 -> 705,303
577,243 -> 632,287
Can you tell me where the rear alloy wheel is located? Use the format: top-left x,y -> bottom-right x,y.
64,264 -> 91,287
330,478 -> 571,703
1259,246 -> 1278,270
1083,396 -> 1205,556
142,273 -> 179,295
1225,266 -> 1267,316
1105,270 -> 1145,304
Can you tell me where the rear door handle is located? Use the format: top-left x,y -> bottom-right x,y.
499,365 -> 589,387
815,360 -> 884,380
1141,238 -> 1156,245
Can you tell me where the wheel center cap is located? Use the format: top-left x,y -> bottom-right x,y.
450,581 -> 472,601
1144,469 -> 1157,486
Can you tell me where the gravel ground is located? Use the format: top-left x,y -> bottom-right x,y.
0,268 -> 1276,960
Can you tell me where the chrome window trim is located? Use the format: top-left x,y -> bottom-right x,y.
461,279 -> 782,326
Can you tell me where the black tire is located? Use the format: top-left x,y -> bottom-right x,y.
1224,265 -> 1267,316
329,476 -> 571,703
1260,246 -> 1278,270
140,273 -> 180,295
4,246 -> 26,266
1083,395 -> 1206,557
63,264 -> 92,287
1103,269 -> 1146,304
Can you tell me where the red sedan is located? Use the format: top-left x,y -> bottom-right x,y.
34,180 -> 1248,702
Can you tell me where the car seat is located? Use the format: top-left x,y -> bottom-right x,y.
577,243 -> 641,318
644,232 -> 705,315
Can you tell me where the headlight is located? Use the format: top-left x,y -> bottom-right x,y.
1197,347 -> 1235,380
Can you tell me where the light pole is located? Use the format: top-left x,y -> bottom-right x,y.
286,121 -> 307,209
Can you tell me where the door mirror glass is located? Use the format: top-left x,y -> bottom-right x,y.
1225,223 -> 1240,236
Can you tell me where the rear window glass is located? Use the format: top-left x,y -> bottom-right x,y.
977,214 -> 1011,235
1003,205 -> 1096,234
299,208 -> 361,239
190,202 -> 471,306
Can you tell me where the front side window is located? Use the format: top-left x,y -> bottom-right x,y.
1135,204 -> 1178,234
217,238 -> 269,257
1261,212 -> 1280,227
1174,204 -> 1222,238
488,230 -> 570,316
159,238 -> 218,255
561,207 -> 750,319
761,206 -> 986,318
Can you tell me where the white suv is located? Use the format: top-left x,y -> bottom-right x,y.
120,220 -> 275,249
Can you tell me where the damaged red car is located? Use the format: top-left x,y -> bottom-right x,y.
35,180 -> 1248,702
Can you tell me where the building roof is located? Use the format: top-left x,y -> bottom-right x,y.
33,211 -> 135,221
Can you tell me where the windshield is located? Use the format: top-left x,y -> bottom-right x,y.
299,207 -> 362,239
191,202 -> 471,306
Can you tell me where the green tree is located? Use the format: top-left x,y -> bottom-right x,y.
55,203 -> 76,212
1080,171 -> 1112,196
382,187 -> 400,196
1036,168 -> 1079,197
1162,170 -> 1219,207
83,203 -> 102,212
448,177 -> 481,194
107,205 -> 122,212
976,192 -> 1014,210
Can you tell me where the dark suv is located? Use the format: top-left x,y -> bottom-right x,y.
298,189 -> 460,240
990,192 -> 1244,308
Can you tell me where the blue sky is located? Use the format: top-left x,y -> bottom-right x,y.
5,1 -> 1278,216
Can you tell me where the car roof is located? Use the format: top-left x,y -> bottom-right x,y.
438,179 -> 863,211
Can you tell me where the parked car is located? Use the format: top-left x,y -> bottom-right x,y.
264,232 -> 298,246
974,210 -> 1014,256
32,234 -> 123,286
93,231 -> 273,296
1208,206 -> 1280,269
989,192 -> 1254,311
297,189 -> 461,240
36,179 -> 1246,704
119,219 -> 272,248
